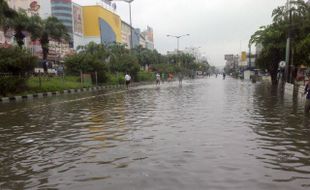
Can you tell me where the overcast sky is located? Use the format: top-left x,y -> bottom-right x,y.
75,0 -> 287,66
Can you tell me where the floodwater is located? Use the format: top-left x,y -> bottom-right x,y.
1,78 -> 310,190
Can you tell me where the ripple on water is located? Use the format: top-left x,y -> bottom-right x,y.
1,79 -> 310,190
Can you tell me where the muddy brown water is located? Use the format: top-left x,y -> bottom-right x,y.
1,78 -> 310,190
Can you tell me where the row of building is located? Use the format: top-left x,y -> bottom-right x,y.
0,0 -> 154,61
224,44 -> 263,75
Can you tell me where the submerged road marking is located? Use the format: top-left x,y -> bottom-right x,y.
0,90 -> 127,115
0,80 -> 193,115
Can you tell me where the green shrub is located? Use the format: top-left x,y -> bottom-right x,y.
26,76 -> 92,93
0,47 -> 37,76
0,46 -> 37,96
106,73 -> 125,85
137,70 -> 155,82
0,76 -> 27,97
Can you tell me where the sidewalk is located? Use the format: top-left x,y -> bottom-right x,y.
0,84 -> 126,103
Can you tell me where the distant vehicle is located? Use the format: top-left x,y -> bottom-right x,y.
34,68 -> 57,75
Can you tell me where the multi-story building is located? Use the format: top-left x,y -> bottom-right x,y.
141,26 -> 154,50
6,0 -> 51,18
1,0 -> 155,56
121,21 -> 131,49
139,33 -> 146,48
51,0 -> 73,47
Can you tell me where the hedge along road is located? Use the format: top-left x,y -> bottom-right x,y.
0,77 -> 310,190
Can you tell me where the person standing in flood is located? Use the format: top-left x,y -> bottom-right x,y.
156,73 -> 161,86
125,73 -> 131,89
304,81 -> 310,112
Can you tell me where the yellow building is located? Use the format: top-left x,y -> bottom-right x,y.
82,5 -> 122,45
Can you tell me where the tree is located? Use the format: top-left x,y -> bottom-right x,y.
250,0 -> 310,85
65,42 -> 109,83
0,46 -> 37,96
29,16 -> 69,61
250,24 -> 286,85
0,0 -> 16,26
108,43 -> 140,79
5,11 -> 30,48
133,45 -> 160,68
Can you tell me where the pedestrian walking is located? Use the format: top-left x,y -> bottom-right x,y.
125,73 -> 131,89
156,73 -> 161,85
304,81 -> 310,113
223,73 -> 226,80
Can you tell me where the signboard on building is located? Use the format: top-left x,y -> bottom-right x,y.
72,4 -> 83,36
29,1 -> 40,13
241,51 -> 247,62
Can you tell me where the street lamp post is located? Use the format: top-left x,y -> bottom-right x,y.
166,34 -> 190,53
109,0 -> 134,49
285,0 -> 293,83
248,43 -> 251,69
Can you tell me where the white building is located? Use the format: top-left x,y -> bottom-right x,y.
121,21 -> 131,48
6,0 -> 51,18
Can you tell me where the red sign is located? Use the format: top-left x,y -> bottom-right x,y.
29,1 -> 40,12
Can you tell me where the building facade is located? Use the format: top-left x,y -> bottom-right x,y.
6,0 -> 51,18
1,0 -> 51,46
141,26 -> 154,50
51,0 -> 73,47
121,21 -> 131,48
1,0 -> 155,55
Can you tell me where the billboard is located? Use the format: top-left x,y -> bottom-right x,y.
72,4 -> 83,36
241,51 -> 247,62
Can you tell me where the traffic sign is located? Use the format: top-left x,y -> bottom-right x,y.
279,61 -> 286,68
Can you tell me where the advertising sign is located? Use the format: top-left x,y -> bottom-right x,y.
72,4 -> 83,36
241,51 -> 247,62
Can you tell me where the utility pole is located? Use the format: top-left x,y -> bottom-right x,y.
166,34 -> 190,53
248,44 -> 252,69
285,0 -> 292,83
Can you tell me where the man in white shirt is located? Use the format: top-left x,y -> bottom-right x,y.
156,73 -> 161,85
125,73 -> 131,89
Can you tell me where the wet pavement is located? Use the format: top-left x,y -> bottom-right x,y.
0,77 -> 310,190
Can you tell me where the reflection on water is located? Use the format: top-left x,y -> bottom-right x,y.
0,78 -> 310,190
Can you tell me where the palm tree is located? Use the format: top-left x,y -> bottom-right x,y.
6,11 -> 30,48
0,0 -> 16,26
272,0 -> 309,23
28,16 -> 69,61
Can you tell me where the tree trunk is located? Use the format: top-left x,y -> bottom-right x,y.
270,71 -> 278,85
14,30 -> 25,48
269,61 -> 279,86
42,43 -> 48,60
40,33 -> 49,61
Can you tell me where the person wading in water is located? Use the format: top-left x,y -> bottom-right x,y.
125,73 -> 131,89
304,80 -> 310,113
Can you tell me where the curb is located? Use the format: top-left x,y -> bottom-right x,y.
0,84 -> 127,103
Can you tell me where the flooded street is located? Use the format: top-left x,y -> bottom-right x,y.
1,78 -> 310,190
